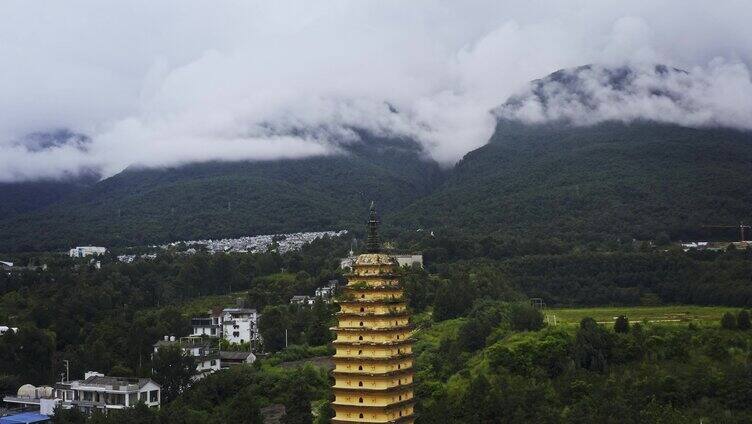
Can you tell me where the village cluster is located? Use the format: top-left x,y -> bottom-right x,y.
0,231 -> 425,422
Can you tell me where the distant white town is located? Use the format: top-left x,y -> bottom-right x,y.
115,230 -> 347,263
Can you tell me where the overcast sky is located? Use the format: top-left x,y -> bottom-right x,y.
1,0 -> 751,182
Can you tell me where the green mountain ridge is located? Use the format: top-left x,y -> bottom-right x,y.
0,134 -> 444,251
395,120 -> 752,242
3,120 -> 751,253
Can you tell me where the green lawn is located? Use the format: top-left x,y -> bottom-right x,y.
545,305 -> 738,327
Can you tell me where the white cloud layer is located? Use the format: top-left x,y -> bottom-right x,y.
1,0 -> 751,181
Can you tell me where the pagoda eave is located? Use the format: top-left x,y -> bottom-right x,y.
336,311 -> 410,318
331,415 -> 414,424
332,368 -> 414,378
332,398 -> 415,410
331,324 -> 414,332
332,339 -> 414,347
332,382 -> 415,393
336,299 -> 405,305
332,353 -> 413,362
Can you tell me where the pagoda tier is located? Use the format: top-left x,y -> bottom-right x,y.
331,246 -> 416,424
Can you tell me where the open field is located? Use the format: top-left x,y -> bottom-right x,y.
545,305 -> 739,327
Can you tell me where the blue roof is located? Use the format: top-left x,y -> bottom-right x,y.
0,413 -> 50,424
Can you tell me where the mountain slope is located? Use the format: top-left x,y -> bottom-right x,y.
395,120 -> 752,242
0,135 -> 445,251
3,65 -> 752,252
0,175 -> 98,218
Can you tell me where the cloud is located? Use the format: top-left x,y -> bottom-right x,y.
497,61 -> 752,130
1,0 -> 751,181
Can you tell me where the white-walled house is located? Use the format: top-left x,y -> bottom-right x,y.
191,306 -> 261,346
314,280 -> 338,300
191,309 -> 223,337
68,246 -> 107,258
221,308 -> 260,344
3,372 -> 161,414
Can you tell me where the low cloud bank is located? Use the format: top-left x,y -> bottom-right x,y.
498,62 -> 752,130
1,1 -> 751,182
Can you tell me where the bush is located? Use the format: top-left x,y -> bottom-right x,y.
614,315 -> 630,334
721,312 -> 737,330
737,310 -> 751,331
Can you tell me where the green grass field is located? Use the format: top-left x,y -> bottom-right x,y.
545,305 -> 738,327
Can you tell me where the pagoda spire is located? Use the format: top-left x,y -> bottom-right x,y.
365,201 -> 381,253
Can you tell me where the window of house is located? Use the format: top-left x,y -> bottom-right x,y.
359,321 -> 363,326
360,307 -> 364,312
149,390 -> 158,403
359,381 -> 363,387
358,365 -> 363,370
359,397 -> 363,403
358,336 -> 363,340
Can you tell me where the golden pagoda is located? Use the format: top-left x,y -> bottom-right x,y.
331,203 -> 415,423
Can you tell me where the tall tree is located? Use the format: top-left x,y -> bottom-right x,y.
151,344 -> 196,403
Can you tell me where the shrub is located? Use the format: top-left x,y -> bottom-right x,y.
721,312 -> 737,330
614,315 -> 630,334
737,310 -> 751,331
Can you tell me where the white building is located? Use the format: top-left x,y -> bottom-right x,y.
222,308 -> 260,345
290,295 -> 315,306
191,309 -> 223,337
190,306 -> 261,346
68,246 -> 107,258
3,372 -> 161,415
153,336 -> 221,380
314,280 -> 338,300
0,325 -> 18,335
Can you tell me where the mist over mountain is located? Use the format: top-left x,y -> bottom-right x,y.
2,60 -> 752,252
0,133 -> 444,251
497,63 -> 752,130
2,1 -> 752,182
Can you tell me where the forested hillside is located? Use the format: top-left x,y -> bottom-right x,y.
0,134 -> 444,251
4,66 -> 752,253
397,121 -> 752,242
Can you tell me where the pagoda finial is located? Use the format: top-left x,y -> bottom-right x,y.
365,201 -> 381,253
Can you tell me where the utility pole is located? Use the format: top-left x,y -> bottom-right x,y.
63,360 -> 70,382
285,329 -> 288,348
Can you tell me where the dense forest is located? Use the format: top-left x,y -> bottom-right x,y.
396,121 -> 752,243
2,120 -> 752,253
0,231 -> 750,422
0,133 -> 443,252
